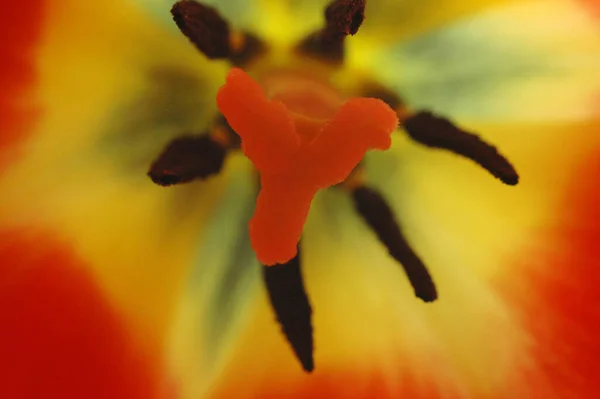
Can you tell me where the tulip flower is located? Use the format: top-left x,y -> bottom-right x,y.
1,0 -> 599,398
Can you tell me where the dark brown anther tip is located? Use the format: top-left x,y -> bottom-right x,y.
295,0 -> 366,64
325,0 -> 366,37
351,186 -> 438,303
403,111 -> 520,186
148,135 -> 226,186
262,249 -> 314,373
171,1 -> 231,59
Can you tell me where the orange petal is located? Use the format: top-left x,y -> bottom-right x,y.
580,0 -> 600,17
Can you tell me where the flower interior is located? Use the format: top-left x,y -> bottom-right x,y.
148,0 -> 519,373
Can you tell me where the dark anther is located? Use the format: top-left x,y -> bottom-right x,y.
228,32 -> 267,67
351,186 -> 438,302
148,135 -> 226,186
171,1 -> 231,59
296,0 -> 366,63
262,248 -> 314,372
403,111 -> 520,186
325,0 -> 366,38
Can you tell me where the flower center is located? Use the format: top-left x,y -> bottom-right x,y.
217,67 -> 398,266
147,0 -> 520,373
260,70 -> 344,123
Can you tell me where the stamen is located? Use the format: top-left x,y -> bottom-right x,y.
402,111 -> 519,186
171,1 -> 231,59
351,186 -> 437,302
296,0 -> 366,63
262,248 -> 314,372
217,68 -> 398,265
324,0 -> 366,37
148,135 -> 226,186
228,31 -> 267,67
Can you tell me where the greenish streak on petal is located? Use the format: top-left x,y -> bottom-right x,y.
303,188 -> 372,278
188,157 -> 260,371
197,0 -> 261,29
378,28 -> 553,121
361,138 -> 414,238
373,5 -> 600,122
276,0 -> 329,32
95,66 -> 220,176
363,137 -> 409,190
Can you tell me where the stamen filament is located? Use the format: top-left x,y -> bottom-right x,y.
352,186 -> 438,302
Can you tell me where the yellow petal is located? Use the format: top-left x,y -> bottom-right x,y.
199,118 -> 600,398
0,0 -> 226,345
361,0 -> 600,122
362,0 -> 533,44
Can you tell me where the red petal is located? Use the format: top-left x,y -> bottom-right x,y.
0,1 -> 43,169
506,150 -> 600,397
0,230 -> 162,399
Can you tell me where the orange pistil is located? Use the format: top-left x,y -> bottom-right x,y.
217,68 -> 398,265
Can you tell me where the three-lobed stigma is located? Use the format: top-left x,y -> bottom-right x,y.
217,68 -> 399,265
